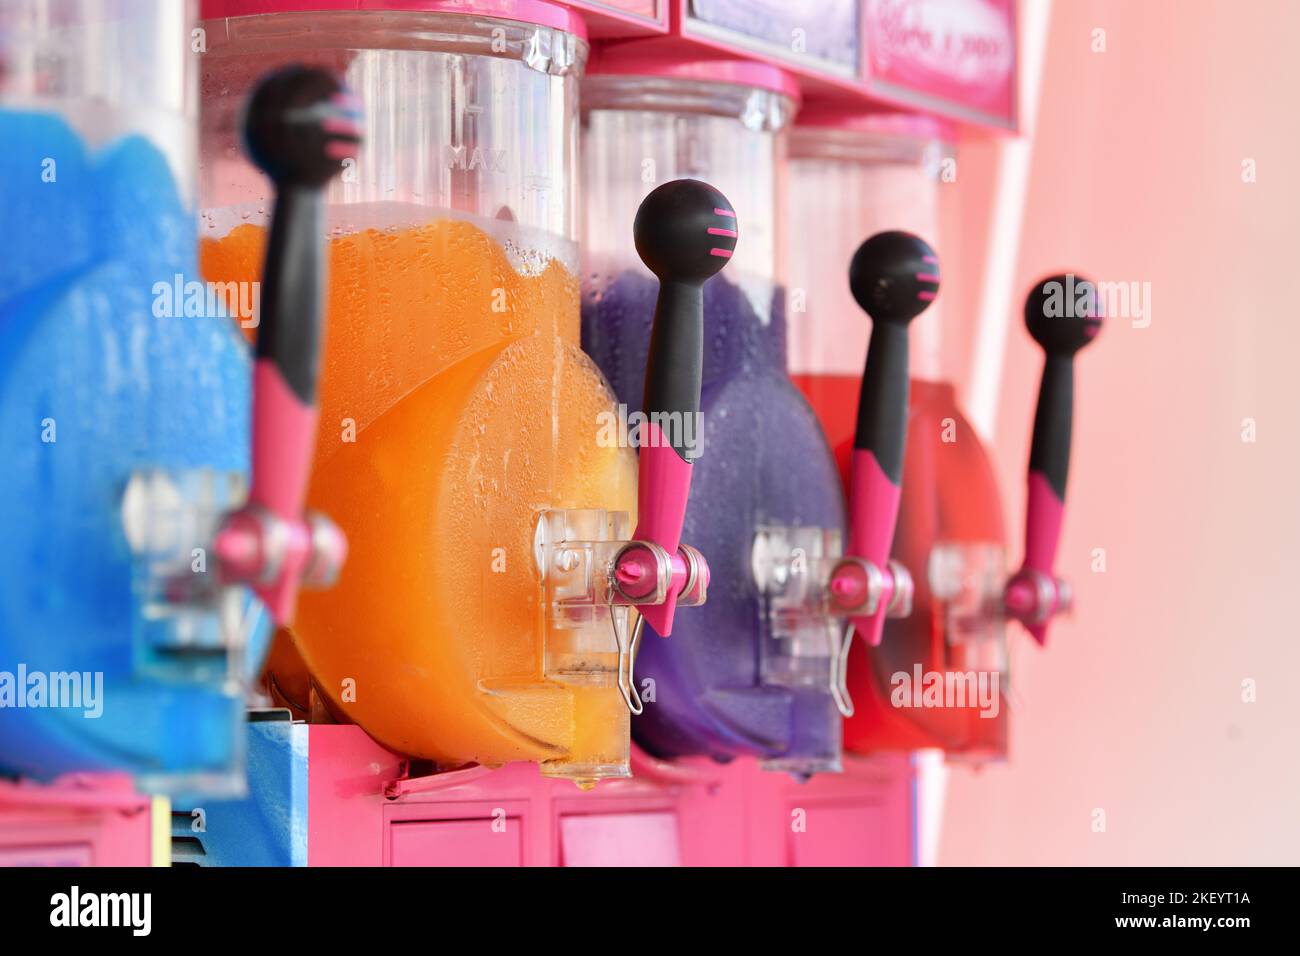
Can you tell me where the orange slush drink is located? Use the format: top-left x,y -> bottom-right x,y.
201,213 -> 637,781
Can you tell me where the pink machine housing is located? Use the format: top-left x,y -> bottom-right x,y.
0,775 -> 158,867
4,0 -> 1014,870
309,728 -> 913,866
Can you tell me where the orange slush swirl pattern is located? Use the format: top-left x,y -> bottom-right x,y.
201,217 -> 637,776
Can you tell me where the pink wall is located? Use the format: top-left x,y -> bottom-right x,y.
940,0 -> 1300,865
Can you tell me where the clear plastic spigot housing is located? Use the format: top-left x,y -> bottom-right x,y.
121,469 -> 252,685
535,508 -> 635,782
753,525 -> 841,644
752,525 -> 845,776
535,507 -> 633,657
929,543 -> 1010,696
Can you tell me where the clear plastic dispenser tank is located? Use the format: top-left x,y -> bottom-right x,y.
197,0 -> 675,787
580,46 -> 887,777
788,115 -> 1010,758
0,0 -> 264,795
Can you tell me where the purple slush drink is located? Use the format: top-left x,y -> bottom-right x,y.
582,272 -> 847,774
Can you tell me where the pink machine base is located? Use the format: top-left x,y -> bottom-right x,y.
0,774 -> 156,867
309,726 -> 915,866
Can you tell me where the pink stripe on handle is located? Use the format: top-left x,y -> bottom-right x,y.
916,272 -> 939,282
847,449 -> 903,647
326,140 -> 358,160
707,227 -> 738,238
713,208 -> 736,218
917,290 -> 936,302
322,116 -> 357,134
922,255 -> 938,264
632,422 -> 694,636
709,248 -> 733,258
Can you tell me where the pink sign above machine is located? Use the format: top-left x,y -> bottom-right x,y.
680,0 -> 862,81
563,0 -> 667,36
669,0 -> 1016,131
863,0 -> 1017,128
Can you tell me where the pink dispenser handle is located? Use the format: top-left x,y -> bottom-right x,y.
616,179 -> 736,636
1005,274 -> 1103,644
837,232 -> 939,646
627,428 -> 695,634
213,67 -> 361,625
1005,473 -> 1066,644
844,450 -> 905,648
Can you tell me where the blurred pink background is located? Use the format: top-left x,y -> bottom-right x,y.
937,0 -> 1300,865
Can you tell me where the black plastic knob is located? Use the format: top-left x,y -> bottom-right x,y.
244,66 -> 362,188
243,66 -> 361,403
1024,273 -> 1102,500
1024,273 -> 1104,356
634,179 -> 738,284
848,230 -> 940,326
850,232 -> 940,482
633,179 -> 737,462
